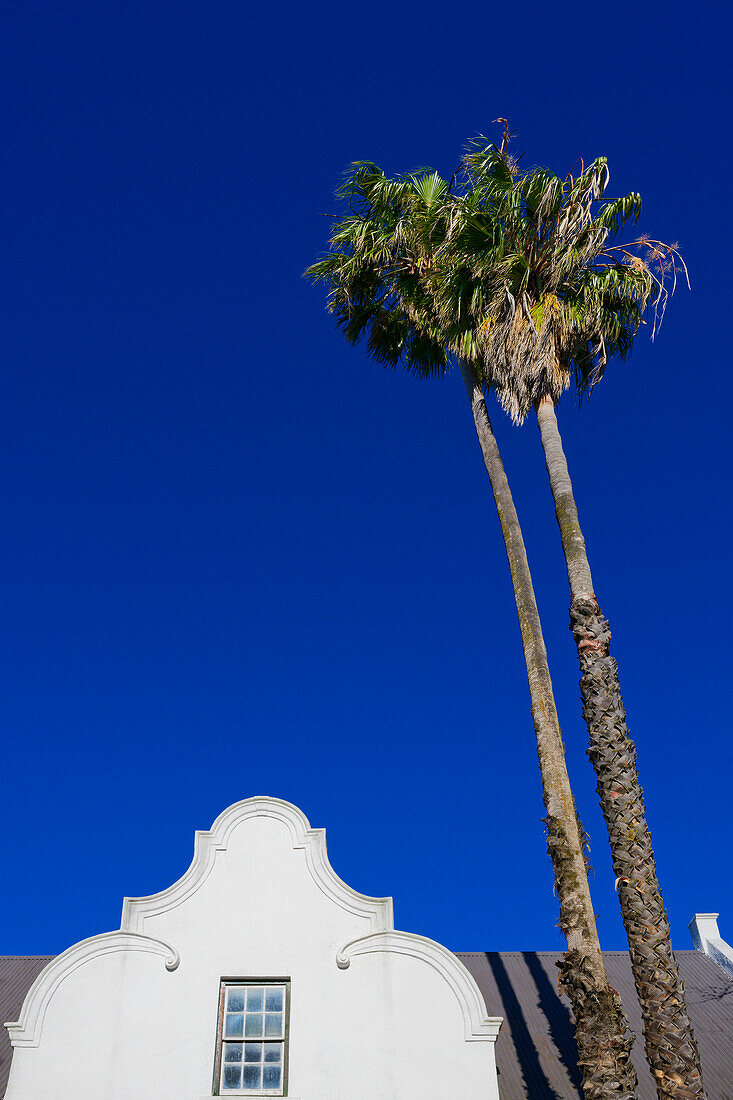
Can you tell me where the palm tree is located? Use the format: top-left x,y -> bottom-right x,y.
435,137 -> 703,1099
306,166 -> 637,1100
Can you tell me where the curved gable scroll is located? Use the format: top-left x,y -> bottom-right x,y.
5,932 -> 179,1049
337,931 -> 502,1043
122,796 -> 393,934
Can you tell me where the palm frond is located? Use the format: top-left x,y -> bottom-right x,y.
596,192 -> 643,237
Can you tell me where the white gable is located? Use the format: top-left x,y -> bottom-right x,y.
5,797 -> 501,1099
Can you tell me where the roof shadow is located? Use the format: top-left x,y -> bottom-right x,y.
523,951 -> 584,1097
487,951 -> 563,1099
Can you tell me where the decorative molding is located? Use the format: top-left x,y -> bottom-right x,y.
122,796 -> 393,934
336,931 -> 503,1043
5,932 -> 180,1048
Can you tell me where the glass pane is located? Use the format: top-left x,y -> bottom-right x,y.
227,988 -> 245,1012
265,988 -> 284,1012
225,1013 -> 244,1038
263,1043 -> 282,1063
222,1063 -> 242,1090
224,1043 -> 243,1062
244,1042 -> 262,1063
263,1064 -> 282,1090
243,1063 -> 261,1090
246,987 -> 264,1012
264,1012 -> 283,1038
245,1012 -> 263,1037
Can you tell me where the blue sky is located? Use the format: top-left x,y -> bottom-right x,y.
1,0 -> 731,957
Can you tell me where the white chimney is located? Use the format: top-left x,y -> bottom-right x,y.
689,913 -> 733,978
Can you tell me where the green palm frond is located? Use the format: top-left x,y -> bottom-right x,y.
304,159 -> 454,380
596,192 -> 643,236
463,137 -> 515,195
411,171 -> 448,208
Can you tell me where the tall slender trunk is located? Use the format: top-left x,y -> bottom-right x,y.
459,361 -> 636,1099
535,394 -> 705,1100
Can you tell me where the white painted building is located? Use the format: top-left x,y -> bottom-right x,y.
3,797 -> 502,1100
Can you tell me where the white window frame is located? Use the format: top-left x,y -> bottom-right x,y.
213,978 -> 291,1097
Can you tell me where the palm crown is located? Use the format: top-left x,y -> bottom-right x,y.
437,138 -> 685,420
306,164 -> 452,376
306,137 -> 685,423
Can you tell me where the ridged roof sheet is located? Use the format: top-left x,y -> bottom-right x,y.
0,956 -> 54,1097
457,950 -> 733,1099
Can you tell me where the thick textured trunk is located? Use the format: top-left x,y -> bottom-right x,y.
536,394 -> 705,1100
459,362 -> 637,1099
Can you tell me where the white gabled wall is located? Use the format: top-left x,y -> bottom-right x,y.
5,797 -> 501,1100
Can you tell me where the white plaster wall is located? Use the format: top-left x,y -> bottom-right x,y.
5,798 -> 501,1100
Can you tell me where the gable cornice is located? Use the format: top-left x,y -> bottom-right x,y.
5,932 -> 179,1048
122,796 -> 393,934
337,931 -> 503,1042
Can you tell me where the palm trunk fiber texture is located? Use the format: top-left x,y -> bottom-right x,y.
536,395 -> 705,1100
459,363 -> 637,1100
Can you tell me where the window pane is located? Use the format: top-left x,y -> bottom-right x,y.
222,1063 -> 242,1090
227,989 -> 245,1012
243,1063 -> 261,1090
245,1012 -> 264,1037
264,1012 -> 283,1038
224,1043 -> 243,1062
244,1042 -> 262,1063
246,987 -> 264,1012
263,1064 -> 282,1090
265,988 -> 284,1012
263,1044 -> 282,1063
225,1013 -> 244,1038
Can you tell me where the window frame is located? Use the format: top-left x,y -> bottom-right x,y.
213,978 -> 291,1097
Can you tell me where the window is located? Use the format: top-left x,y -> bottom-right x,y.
215,980 -> 290,1095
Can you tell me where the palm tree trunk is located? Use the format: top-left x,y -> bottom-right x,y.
459,361 -> 637,1099
535,394 -> 705,1100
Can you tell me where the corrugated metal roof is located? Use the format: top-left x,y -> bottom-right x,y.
457,950 -> 733,1099
0,951 -> 731,1098
0,956 -> 53,1097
